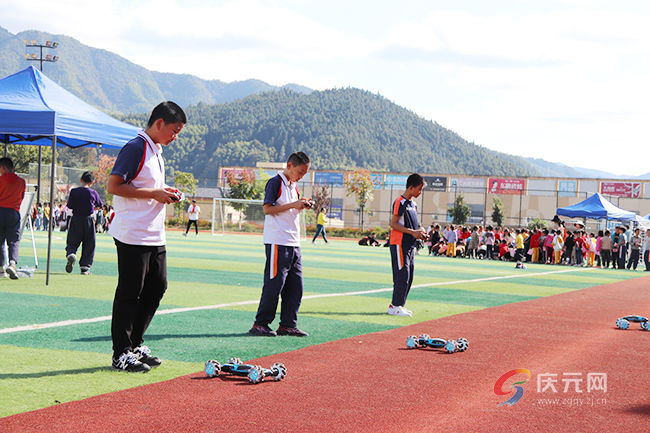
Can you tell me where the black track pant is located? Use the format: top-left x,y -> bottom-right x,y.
111,239 -> 167,357
627,249 -> 640,270
66,215 -> 96,268
185,219 -> 198,234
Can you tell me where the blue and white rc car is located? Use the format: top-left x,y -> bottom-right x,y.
405,334 -> 469,353
615,315 -> 650,331
204,358 -> 287,384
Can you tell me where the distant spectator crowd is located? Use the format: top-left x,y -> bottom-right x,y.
420,223 -> 650,271
31,202 -> 114,233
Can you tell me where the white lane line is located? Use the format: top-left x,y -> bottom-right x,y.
0,268 -> 589,335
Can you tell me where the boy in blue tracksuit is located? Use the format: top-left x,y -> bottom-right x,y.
387,173 -> 427,317
249,152 -> 312,337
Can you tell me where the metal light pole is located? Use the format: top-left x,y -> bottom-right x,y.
24,40 -> 59,71
24,40 -> 59,203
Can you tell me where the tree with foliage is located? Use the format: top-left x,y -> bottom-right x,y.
344,169 -> 377,230
304,183 -> 332,227
311,183 -> 331,214
527,218 -> 548,231
225,170 -> 264,228
174,171 -> 198,198
492,197 -> 505,226
449,194 -> 471,225
93,154 -> 116,203
173,170 -> 198,215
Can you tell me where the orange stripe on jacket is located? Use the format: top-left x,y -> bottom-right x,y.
390,197 -> 404,245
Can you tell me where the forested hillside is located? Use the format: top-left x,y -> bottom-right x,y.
118,88 -> 539,180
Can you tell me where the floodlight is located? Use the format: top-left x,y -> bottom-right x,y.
52,42 -> 58,48
52,56 -> 59,62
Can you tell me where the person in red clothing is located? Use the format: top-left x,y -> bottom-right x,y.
498,239 -> 510,260
530,229 -> 541,263
0,157 -> 26,279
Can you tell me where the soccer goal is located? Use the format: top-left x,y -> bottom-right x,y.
211,198 -> 307,237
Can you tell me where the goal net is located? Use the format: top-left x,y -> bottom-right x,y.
211,198 -> 307,238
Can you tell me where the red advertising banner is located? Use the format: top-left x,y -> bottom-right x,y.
488,178 -> 525,194
600,182 -> 641,198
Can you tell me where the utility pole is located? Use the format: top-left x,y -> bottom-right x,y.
24,39 -> 59,203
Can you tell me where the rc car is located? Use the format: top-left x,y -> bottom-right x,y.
204,357 -> 287,383
406,334 -> 469,353
616,315 -> 650,331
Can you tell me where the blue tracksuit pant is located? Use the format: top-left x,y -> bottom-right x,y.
255,244 -> 303,328
390,243 -> 415,307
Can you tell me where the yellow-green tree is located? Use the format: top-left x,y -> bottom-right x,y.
344,169 -> 377,230
173,171 -> 198,222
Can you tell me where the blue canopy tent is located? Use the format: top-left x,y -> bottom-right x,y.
556,193 -> 637,221
0,66 -> 140,284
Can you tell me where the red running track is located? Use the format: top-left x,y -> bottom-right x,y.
3,276 -> 650,432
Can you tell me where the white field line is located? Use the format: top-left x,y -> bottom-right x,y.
0,268 -> 589,335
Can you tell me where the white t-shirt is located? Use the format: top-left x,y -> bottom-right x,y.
187,204 -> 200,221
109,132 -> 167,246
262,172 -> 301,247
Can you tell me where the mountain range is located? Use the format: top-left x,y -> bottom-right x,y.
0,26 -> 311,114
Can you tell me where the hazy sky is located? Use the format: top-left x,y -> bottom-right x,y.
2,0 -> 649,176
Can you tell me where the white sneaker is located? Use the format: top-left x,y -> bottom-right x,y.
6,261 -> 19,280
387,305 -> 412,317
65,253 -> 76,273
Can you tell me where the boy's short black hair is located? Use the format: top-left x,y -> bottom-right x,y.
287,151 -> 310,167
0,157 -> 14,172
81,171 -> 95,184
406,173 -> 424,189
147,101 -> 187,128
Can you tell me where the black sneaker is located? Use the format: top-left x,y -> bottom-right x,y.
277,326 -> 309,337
80,266 -> 91,275
65,254 -> 76,273
248,324 -> 277,337
133,345 -> 162,367
112,351 -> 151,373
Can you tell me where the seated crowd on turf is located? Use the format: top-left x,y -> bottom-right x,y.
419,223 -> 649,270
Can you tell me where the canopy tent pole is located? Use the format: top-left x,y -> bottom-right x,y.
37,146 -> 42,203
46,136 -> 56,286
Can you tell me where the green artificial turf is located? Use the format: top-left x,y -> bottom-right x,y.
1,230 -> 646,417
